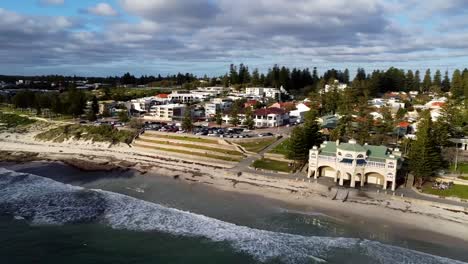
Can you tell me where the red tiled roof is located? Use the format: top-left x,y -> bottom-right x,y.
432,102 -> 445,107
254,107 -> 286,116
398,121 -> 410,128
156,93 -> 169,98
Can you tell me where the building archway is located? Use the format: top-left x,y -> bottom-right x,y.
365,172 -> 385,186
317,166 -> 336,178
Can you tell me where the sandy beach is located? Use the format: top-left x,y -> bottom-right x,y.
1,131 -> 468,249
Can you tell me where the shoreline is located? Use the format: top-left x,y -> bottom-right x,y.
1,134 -> 468,250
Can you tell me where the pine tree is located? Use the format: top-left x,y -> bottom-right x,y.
408,111 -> 442,186
215,109 -> 223,127
433,70 -> 442,88
414,70 -> 421,91
442,71 -> 451,92
405,70 -> 414,91
343,68 -> 350,84
229,105 -> 240,126
244,107 -> 255,129
422,69 -> 432,92
182,106 -> 193,131
302,109 -> 322,150
286,126 -> 309,162
451,69 -> 464,98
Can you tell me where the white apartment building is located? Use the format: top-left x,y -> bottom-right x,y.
245,87 -> 281,99
149,104 -> 186,121
323,80 -> 348,93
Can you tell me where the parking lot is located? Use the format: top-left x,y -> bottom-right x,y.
143,121 -> 274,138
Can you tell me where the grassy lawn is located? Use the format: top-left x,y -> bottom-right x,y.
252,158 -> 292,173
269,138 -> 290,155
422,184 -> 468,200
138,138 -> 243,156
134,144 -> 241,162
238,138 -> 276,153
157,134 -> 218,144
451,163 -> 468,174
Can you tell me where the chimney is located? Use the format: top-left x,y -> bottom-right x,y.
336,139 -> 340,146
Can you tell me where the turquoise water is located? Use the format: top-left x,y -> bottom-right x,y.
0,162 -> 467,264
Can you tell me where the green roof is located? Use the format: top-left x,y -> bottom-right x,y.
319,141 -> 397,161
338,143 -> 366,152
321,142 -> 337,154
364,145 -> 391,160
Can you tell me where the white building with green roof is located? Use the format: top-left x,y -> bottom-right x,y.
308,139 -> 402,191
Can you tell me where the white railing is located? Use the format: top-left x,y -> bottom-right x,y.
367,161 -> 386,168
318,155 -> 336,162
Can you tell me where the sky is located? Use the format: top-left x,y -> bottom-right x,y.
0,0 -> 468,77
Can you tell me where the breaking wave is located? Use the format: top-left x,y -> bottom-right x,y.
0,168 -> 464,264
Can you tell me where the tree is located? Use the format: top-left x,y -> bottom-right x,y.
229,105 -> 240,126
87,96 -> 99,121
302,109 -> 322,149
408,111 -> 443,187
215,109 -> 223,127
413,70 -> 421,92
451,69 -> 464,99
118,110 -> 129,122
442,71 -> 451,92
422,69 -> 432,92
433,69 -> 442,89
405,70 -> 414,91
182,106 -> 193,131
244,107 -> 255,129
286,126 -> 309,162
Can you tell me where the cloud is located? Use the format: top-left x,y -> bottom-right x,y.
2,1 -> 468,76
87,3 -> 118,16
38,0 -> 65,6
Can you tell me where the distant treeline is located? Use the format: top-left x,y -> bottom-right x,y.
2,65 -> 468,99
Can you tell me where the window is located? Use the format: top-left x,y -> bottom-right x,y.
388,162 -> 395,169
338,152 -> 342,156
345,154 -> 353,158
357,154 -> 364,159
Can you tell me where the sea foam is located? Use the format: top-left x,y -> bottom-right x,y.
0,168 -> 464,264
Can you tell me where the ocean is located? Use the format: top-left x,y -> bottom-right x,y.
0,162 -> 467,264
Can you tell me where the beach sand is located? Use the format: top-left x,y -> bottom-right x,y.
1,131 -> 468,249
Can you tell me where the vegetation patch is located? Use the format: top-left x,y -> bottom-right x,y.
459,176 -> 468,181
134,143 -> 241,162
422,184 -> 468,200
138,138 -> 243,156
451,163 -> 468,174
0,112 -> 36,129
252,158 -> 292,173
269,138 -> 290,155
238,138 -> 276,153
35,124 -> 136,144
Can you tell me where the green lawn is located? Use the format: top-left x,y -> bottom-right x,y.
422,184 -> 468,200
138,138 -> 243,156
451,163 -> 468,174
269,138 -> 290,155
158,134 -> 218,144
238,138 -> 276,153
134,143 -> 241,162
252,158 -> 292,173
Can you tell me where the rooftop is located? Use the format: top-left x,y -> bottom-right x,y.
318,141 -> 396,161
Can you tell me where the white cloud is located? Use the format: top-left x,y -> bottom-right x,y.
87,3 -> 118,16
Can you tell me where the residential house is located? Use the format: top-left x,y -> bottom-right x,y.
254,107 -> 289,127
289,103 -> 311,123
